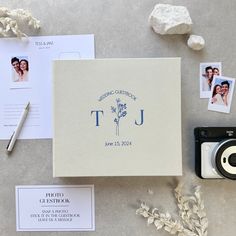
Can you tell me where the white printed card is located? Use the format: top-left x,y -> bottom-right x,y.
15,185 -> 95,231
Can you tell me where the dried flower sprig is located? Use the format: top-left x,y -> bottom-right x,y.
0,7 -> 40,38
175,185 -> 208,236
136,184 -> 208,236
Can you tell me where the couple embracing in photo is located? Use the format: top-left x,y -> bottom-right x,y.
11,57 -> 29,82
211,80 -> 230,106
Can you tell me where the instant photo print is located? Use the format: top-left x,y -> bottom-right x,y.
10,55 -> 31,89
208,76 -> 235,113
200,62 -> 222,98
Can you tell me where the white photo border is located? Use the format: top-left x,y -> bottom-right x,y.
200,62 -> 222,98
208,76 -> 235,113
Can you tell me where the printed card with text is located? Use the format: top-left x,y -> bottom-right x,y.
15,185 -> 95,231
0,35 -> 94,139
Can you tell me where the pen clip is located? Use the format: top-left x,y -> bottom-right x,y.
6,131 -> 15,150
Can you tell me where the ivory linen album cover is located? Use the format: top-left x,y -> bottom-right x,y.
53,58 -> 182,177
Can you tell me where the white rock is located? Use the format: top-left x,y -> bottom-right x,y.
148,4 -> 193,35
187,35 -> 205,50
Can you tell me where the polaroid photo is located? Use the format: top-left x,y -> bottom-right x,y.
10,55 -> 31,89
208,76 -> 235,113
200,62 -> 222,98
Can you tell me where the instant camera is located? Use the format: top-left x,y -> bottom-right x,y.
195,127 -> 236,179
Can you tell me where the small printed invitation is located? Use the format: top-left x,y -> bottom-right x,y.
15,185 -> 95,231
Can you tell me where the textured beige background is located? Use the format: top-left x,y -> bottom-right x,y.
0,0 -> 236,235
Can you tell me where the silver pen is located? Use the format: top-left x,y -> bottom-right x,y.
6,102 -> 30,153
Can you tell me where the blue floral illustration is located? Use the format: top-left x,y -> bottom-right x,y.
111,98 -> 127,136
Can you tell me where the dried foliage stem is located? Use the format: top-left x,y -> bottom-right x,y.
136,184 -> 208,236
0,7 -> 40,38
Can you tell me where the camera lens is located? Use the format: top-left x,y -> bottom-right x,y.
228,153 -> 236,167
214,139 -> 236,179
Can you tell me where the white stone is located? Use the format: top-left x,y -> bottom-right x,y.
187,35 -> 205,50
148,4 -> 193,35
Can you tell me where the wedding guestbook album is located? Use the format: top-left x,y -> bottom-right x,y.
53,58 -> 182,177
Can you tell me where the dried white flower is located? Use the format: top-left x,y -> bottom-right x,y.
0,6 -> 40,38
136,184 -> 208,236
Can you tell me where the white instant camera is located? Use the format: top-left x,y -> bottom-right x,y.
195,127 -> 236,179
